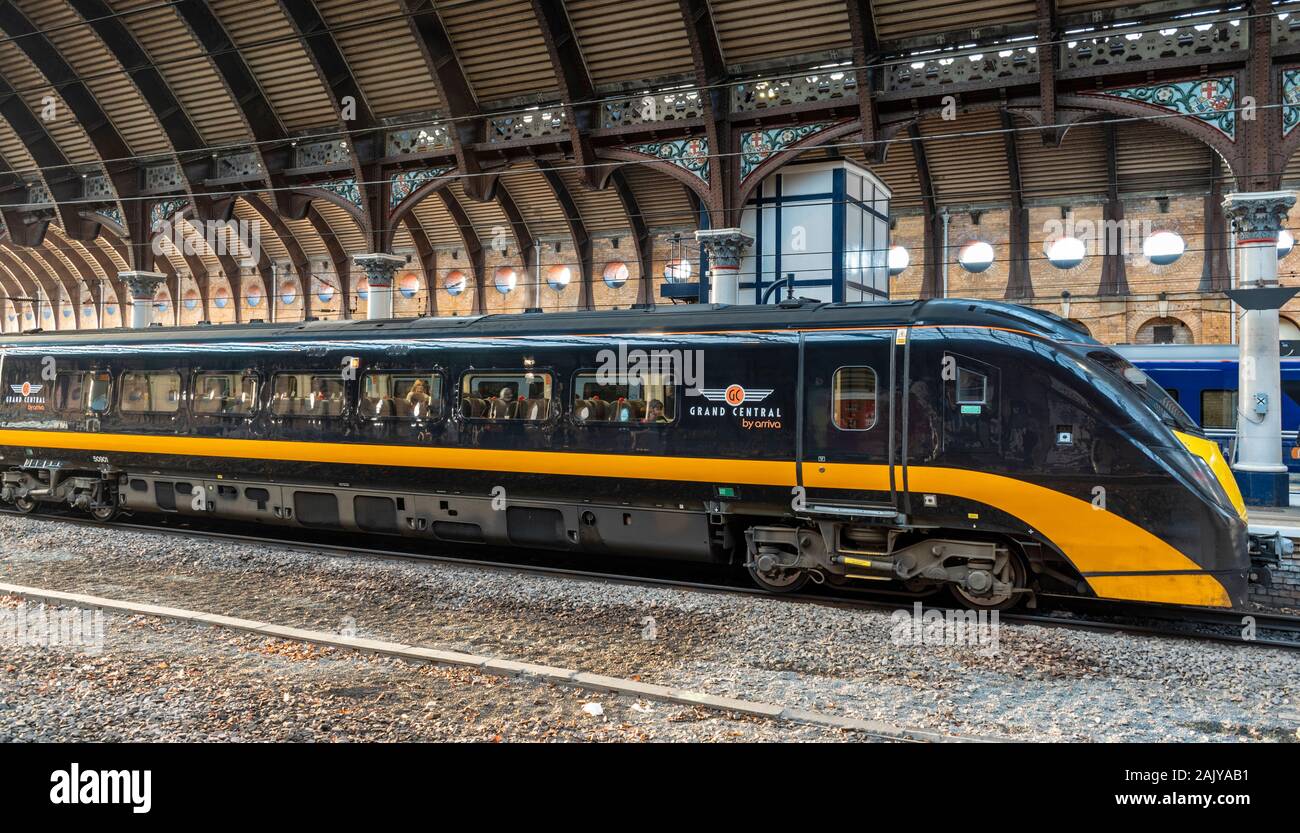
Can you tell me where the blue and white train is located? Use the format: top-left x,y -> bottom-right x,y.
1116,342 -> 1300,474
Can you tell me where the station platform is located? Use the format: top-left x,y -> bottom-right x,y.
1248,505 -> 1300,540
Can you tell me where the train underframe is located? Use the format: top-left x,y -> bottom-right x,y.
0,458 -> 1097,610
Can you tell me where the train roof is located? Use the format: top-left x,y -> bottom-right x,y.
1117,342 -> 1300,361
0,297 -> 1096,348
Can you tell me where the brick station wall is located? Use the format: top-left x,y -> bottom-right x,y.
887,195 -> 1300,345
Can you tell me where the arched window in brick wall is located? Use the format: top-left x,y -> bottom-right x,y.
1136,316 -> 1193,345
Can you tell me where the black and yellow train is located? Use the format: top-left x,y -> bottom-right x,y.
0,297 -> 1254,609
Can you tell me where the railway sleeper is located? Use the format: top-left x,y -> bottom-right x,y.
745,522 -> 1031,608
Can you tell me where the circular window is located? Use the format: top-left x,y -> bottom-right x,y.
183,290 -> 200,311
602,261 -> 629,289
62,306 -> 72,319
887,245 -> 909,276
1046,236 -> 1086,269
23,310 -> 32,321
958,241 -> 995,273
1280,229 -> 1295,259
664,258 -> 692,282
1143,231 -> 1185,266
358,278 -> 369,301
316,283 -> 335,304
547,264 -> 572,291
444,270 -> 467,296
152,294 -> 168,313
280,282 -> 298,306
214,286 -> 230,309
246,284 -> 262,308
494,266 -> 517,294
399,272 -> 419,299
82,305 -> 93,318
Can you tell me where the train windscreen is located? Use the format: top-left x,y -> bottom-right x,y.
1088,350 -> 1201,435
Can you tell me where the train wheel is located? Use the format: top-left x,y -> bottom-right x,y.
747,562 -> 810,593
89,503 -> 118,522
951,552 -> 1028,611
13,496 -> 37,514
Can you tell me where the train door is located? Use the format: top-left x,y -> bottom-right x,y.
799,329 -> 898,515
894,329 -> 1004,513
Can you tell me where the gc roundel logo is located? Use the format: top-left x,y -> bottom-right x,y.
724,385 -> 746,406
20,382 -> 32,396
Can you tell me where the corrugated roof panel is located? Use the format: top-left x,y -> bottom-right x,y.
110,0 -> 252,145
96,236 -> 129,272
282,214 -> 328,261
235,197 -> 287,262
210,0 -> 339,131
620,163 -> 696,231
0,45 -> 99,165
313,200 -> 366,254
842,134 -> 923,209
1017,119 -> 1110,200
449,179 -> 513,242
48,229 -> 108,282
316,0 -> 443,117
437,0 -> 558,104
872,0 -> 1037,41
0,119 -> 38,176
18,0 -> 171,158
176,217 -> 224,279
410,190 -> 468,248
565,0 -> 693,87
710,0 -> 852,67
919,111 -> 1010,205
502,165 -> 572,239
558,165 -> 630,233
1115,121 -> 1213,194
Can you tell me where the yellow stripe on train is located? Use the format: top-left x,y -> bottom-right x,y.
0,428 -> 1234,607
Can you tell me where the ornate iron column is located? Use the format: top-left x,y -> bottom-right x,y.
353,253 -> 405,321
119,271 -> 166,329
1223,190 -> 1297,506
693,228 -> 753,305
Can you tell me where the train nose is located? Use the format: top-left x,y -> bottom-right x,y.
1174,430 -> 1246,521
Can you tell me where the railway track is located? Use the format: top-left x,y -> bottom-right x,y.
3,506 -> 1299,652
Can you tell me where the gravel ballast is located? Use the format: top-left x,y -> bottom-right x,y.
0,514 -> 1297,742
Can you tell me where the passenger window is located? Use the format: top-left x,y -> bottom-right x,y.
461,372 -> 552,421
1201,390 -> 1237,430
193,372 -> 258,416
87,373 -> 111,413
572,371 -> 676,424
119,371 -> 181,413
956,367 -> 987,405
270,373 -> 345,417
832,367 -> 877,430
53,372 -> 86,413
362,372 -> 443,420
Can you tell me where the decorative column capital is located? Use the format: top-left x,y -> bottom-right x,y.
119,271 -> 166,301
353,253 -> 406,288
1222,191 -> 1296,241
693,228 -> 754,270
